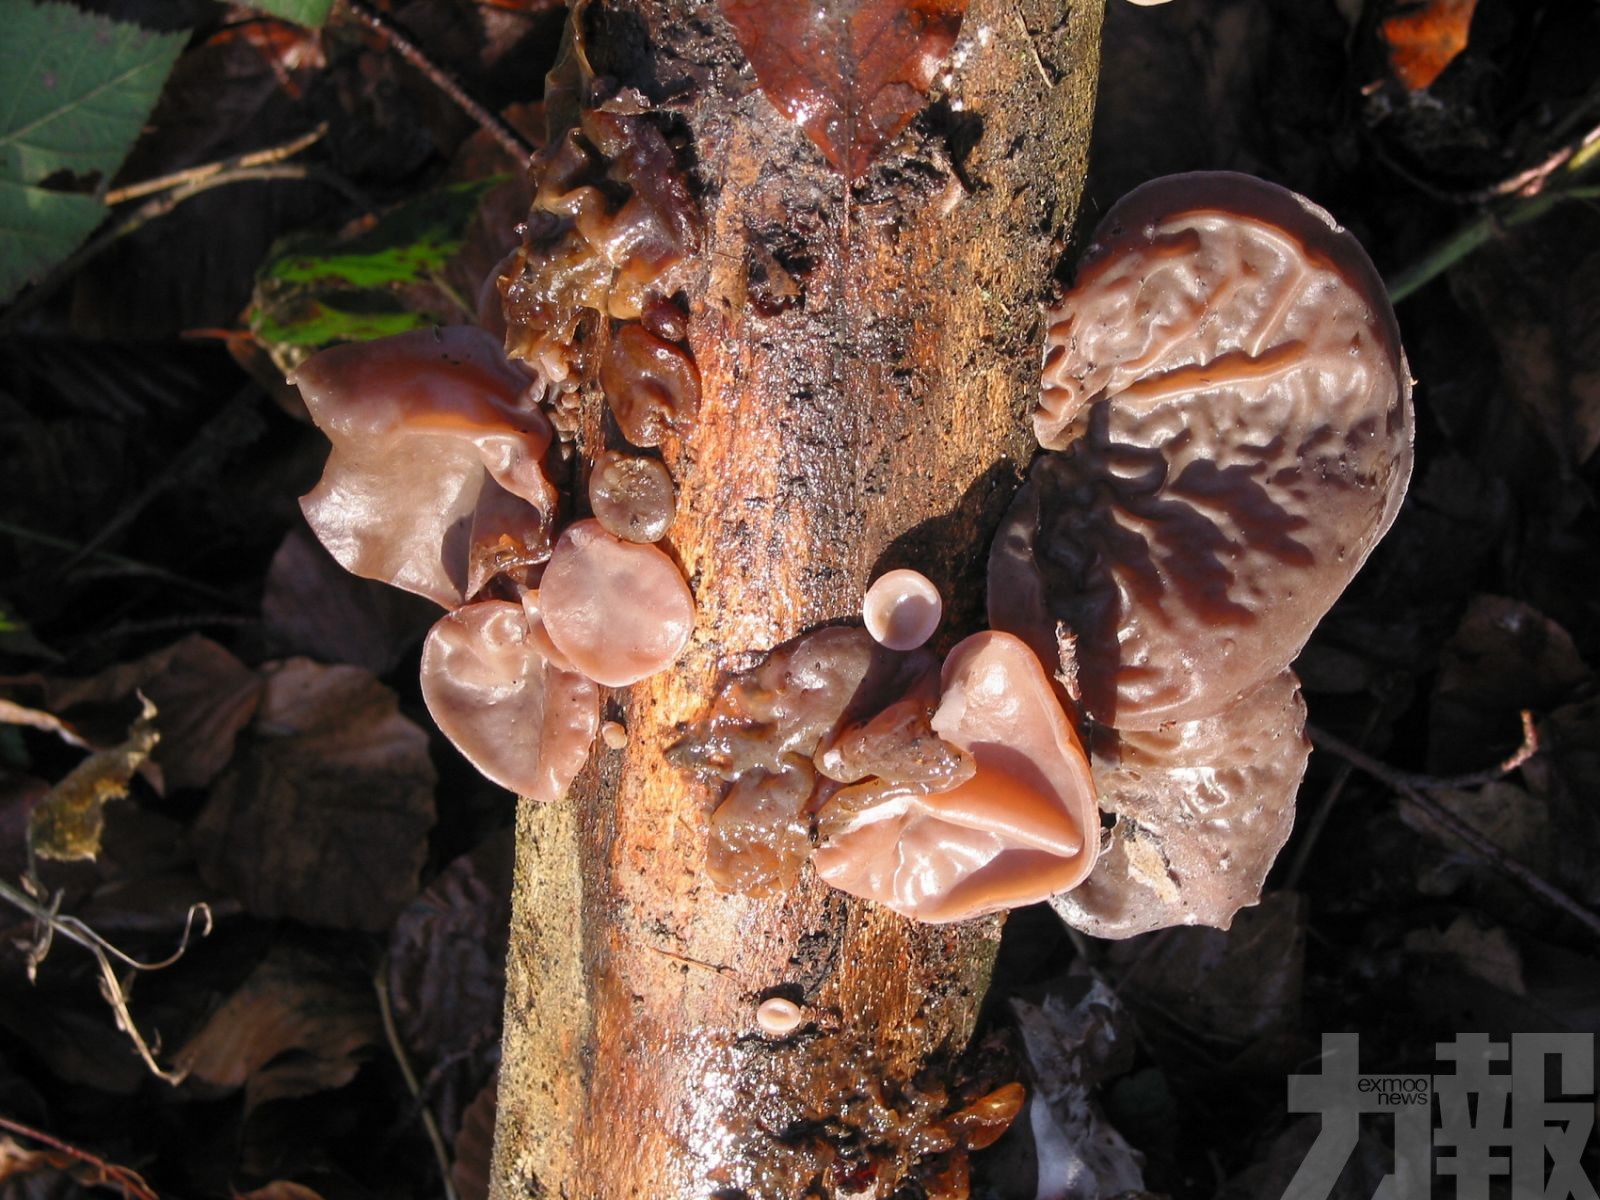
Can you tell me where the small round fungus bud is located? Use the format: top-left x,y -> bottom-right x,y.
862,569 -> 942,651
588,449 -> 676,543
601,720 -> 629,749
755,997 -> 804,1037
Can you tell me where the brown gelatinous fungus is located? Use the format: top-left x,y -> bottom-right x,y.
992,172 -> 1414,937
1052,670 -> 1309,938
500,110 -> 700,392
293,325 -> 556,610
420,597 -> 600,803
599,322 -> 701,447
863,568 -> 943,651
1004,172 -> 1414,730
539,518 -> 695,687
813,632 -> 1098,923
671,627 -> 965,899
588,449 -> 677,543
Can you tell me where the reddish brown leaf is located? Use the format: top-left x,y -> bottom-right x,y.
175,942 -> 381,1113
451,1075 -> 498,1200
193,659 -> 436,932
1381,0 -> 1478,92
387,830 -> 511,1139
720,0 -> 968,177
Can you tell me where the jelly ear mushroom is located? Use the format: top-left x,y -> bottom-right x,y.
539,518 -> 694,687
1052,670 -> 1308,938
863,569 -> 942,652
419,596 -> 599,803
1005,171 -> 1414,728
812,631 -> 1098,923
293,326 -> 556,609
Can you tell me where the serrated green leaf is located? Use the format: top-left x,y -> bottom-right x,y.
0,177 -> 104,299
249,0 -> 335,29
261,179 -> 505,288
254,298 -> 432,348
0,0 -> 187,184
0,1 -> 186,301
249,178 -> 505,370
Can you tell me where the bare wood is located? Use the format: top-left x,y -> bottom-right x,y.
492,1 -> 1104,1195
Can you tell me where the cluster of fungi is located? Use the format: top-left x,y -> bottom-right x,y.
285,17 -> 1414,1186
292,141 -> 1413,936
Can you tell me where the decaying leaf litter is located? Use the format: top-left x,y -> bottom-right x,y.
1,0 -> 1599,1196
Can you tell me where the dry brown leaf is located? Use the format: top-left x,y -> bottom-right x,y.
45,635 -> 263,792
1428,595 -> 1591,774
719,0 -> 968,177
193,659 -> 436,932
1381,0 -> 1478,92
27,695 -> 158,865
176,942 -> 381,1113
261,528 -> 437,676
1403,914 -> 1527,995
451,1075 -> 498,1200
232,1184 -> 328,1200
387,830 -> 511,1138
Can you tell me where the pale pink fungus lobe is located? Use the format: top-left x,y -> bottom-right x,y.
293,326 -> 557,609
863,569 -> 943,652
755,997 -> 805,1037
419,597 -> 599,803
540,518 -> 694,687
1005,172 -> 1414,729
813,632 -> 1098,924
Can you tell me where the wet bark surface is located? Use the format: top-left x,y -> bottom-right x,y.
491,2 -> 1104,1195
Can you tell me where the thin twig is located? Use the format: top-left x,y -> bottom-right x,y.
342,0 -> 535,164
1,163 -> 366,332
0,518 -> 240,604
1307,722 -> 1600,941
374,957 -> 460,1200
1283,706 -> 1383,890
104,124 -> 329,205
0,878 -> 212,1084
0,1113 -> 158,1200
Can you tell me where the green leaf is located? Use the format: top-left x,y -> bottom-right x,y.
0,1 -> 187,183
0,1 -> 186,301
0,178 -> 104,298
260,180 -> 505,288
253,296 -> 432,348
248,179 -> 505,371
249,0 -> 335,29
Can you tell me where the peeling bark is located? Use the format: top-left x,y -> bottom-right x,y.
491,1 -> 1103,1195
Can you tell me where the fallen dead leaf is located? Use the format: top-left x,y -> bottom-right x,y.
1403,913 -> 1527,995
387,830 -> 511,1139
261,527 -> 438,676
1381,0 -> 1478,92
719,0 -> 968,177
176,941 -> 382,1113
1427,594 -> 1591,773
193,659 -> 436,932
27,695 -> 158,865
44,635 -> 264,792
1011,977 -> 1146,1200
451,1074 -> 497,1200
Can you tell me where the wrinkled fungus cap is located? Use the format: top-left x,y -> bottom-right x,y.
294,326 -> 556,609
539,518 -> 694,687
419,597 -> 599,802
1002,172 -> 1414,728
813,632 -> 1099,923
